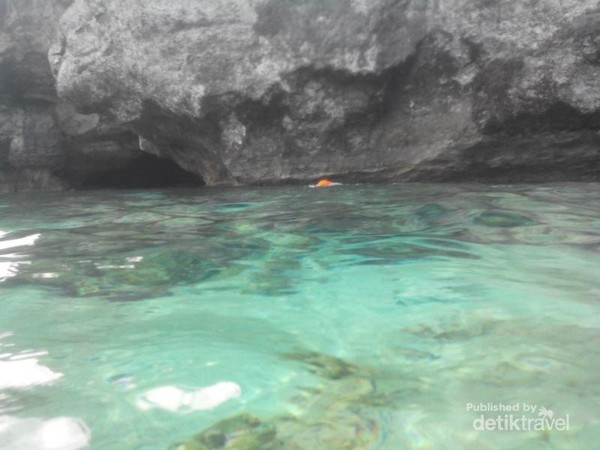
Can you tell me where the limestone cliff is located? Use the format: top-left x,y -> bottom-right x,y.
1,0 -> 600,191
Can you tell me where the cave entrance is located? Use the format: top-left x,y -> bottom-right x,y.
80,153 -> 205,189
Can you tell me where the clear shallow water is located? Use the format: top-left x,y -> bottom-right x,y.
0,183 -> 599,449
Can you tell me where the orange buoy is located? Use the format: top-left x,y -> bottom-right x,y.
315,179 -> 334,187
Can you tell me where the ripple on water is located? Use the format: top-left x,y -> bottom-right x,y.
474,211 -> 537,228
0,184 -> 599,449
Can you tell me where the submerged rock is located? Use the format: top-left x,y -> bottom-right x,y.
170,414 -> 279,450
8,249 -> 223,301
171,352 -> 383,450
281,351 -> 362,380
474,211 -> 537,228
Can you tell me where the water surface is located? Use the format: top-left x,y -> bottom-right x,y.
0,184 -> 599,449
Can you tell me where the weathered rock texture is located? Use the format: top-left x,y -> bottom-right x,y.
2,0 -> 600,190
1,0 -> 68,191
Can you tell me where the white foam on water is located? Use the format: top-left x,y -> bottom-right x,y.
0,261 -> 30,283
0,416 -> 90,450
0,233 -> 39,282
137,381 -> 241,413
0,359 -> 63,389
0,234 -> 41,251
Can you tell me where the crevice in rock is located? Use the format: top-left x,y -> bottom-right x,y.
494,102 -> 600,135
74,152 -> 205,190
0,138 -> 11,171
134,100 -> 235,186
405,132 -> 600,183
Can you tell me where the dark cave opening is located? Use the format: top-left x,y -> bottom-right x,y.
79,153 -> 205,189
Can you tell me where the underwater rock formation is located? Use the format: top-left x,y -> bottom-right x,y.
7,248 -> 224,301
170,352 -> 382,450
1,0 -> 600,190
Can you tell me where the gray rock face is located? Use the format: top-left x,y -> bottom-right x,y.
2,0 -> 600,189
0,0 -> 70,192
0,0 -> 70,103
0,0 -> 144,192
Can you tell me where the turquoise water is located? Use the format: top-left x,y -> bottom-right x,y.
0,184 -> 599,449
